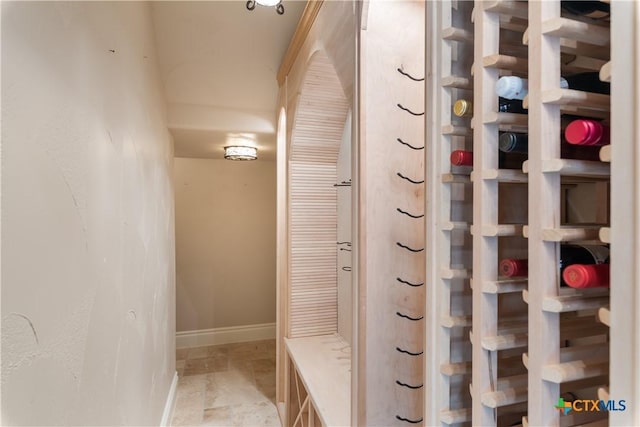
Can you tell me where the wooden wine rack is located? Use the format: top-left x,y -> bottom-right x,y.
426,1 -> 640,426
527,2 -> 611,425
425,1 -> 474,425
277,1 -> 640,427
471,2 -> 530,426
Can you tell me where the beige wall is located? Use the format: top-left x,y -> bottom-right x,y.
1,2 -> 176,426
174,158 -> 276,332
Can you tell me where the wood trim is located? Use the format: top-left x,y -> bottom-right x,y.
175,323 -> 277,348
277,0 -> 324,86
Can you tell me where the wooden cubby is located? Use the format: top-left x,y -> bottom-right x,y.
277,1 -> 639,427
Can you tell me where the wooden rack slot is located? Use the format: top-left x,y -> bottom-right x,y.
562,55 -> 608,73
598,386 -> 609,401
471,7 -> 529,33
543,105 -> 610,120
441,315 -> 473,328
542,294 -> 610,313
523,30 -> 611,59
441,27 -> 473,43
541,359 -> 609,383
541,88 -> 610,111
522,158 -> 611,177
441,268 -> 471,280
483,278 -> 527,294
441,221 -> 471,232
599,61 -> 612,82
441,75 -> 472,89
483,0 -> 528,20
540,227 -> 601,242
597,306 -> 610,327
440,408 -> 472,425
481,332 -> 527,351
472,224 -> 524,237
441,173 -> 471,184
541,17 -> 610,47
483,112 -> 528,126
470,375 -> 526,394
442,124 -> 473,137
599,145 -> 611,162
481,386 -> 527,408
523,342 -> 609,369
440,361 -> 472,377
479,169 -> 528,183
482,54 -> 528,72
598,227 -> 611,243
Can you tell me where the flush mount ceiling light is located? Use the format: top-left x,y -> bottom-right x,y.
224,146 -> 258,161
246,0 -> 284,15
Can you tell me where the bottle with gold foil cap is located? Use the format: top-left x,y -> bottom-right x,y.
453,99 -> 473,117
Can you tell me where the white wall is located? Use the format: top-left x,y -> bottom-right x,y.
174,158 -> 276,333
1,2 -> 176,425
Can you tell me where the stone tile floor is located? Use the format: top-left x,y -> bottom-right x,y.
171,339 -> 280,427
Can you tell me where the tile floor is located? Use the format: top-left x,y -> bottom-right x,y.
171,339 -> 281,427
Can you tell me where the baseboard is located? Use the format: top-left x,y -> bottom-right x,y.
160,371 -> 178,427
175,322 -> 276,349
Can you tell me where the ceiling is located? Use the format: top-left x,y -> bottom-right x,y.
151,0 -> 307,161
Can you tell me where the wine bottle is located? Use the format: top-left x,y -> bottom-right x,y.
499,132 -> 528,154
499,258 -> 528,277
450,149 -> 474,166
453,99 -> 473,117
453,98 -> 527,118
499,244 -> 609,287
499,131 -> 602,161
561,1 -> 610,20
496,72 -> 610,100
450,149 -> 526,170
563,263 -> 610,288
565,72 -> 611,95
565,119 -> 610,146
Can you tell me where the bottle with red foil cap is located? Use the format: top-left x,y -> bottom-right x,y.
563,263 -> 610,288
499,244 -> 609,287
499,258 -> 528,277
450,149 -> 526,170
565,119 -> 610,146
450,150 -> 474,166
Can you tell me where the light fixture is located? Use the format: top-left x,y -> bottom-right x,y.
246,0 -> 284,15
224,146 -> 258,161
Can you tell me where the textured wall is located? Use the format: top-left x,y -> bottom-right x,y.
174,158 -> 276,333
1,2 -> 176,425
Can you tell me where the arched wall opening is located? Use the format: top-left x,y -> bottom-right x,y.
287,50 -> 350,338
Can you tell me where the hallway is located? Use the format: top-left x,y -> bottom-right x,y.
171,339 -> 279,426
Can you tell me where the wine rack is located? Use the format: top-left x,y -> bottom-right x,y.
471,1 -> 530,426
424,0 -> 640,426
277,1 -> 639,426
526,2 -> 611,426
425,1 -> 474,425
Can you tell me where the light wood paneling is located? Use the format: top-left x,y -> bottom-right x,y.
359,1 -> 425,425
289,52 -> 349,338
